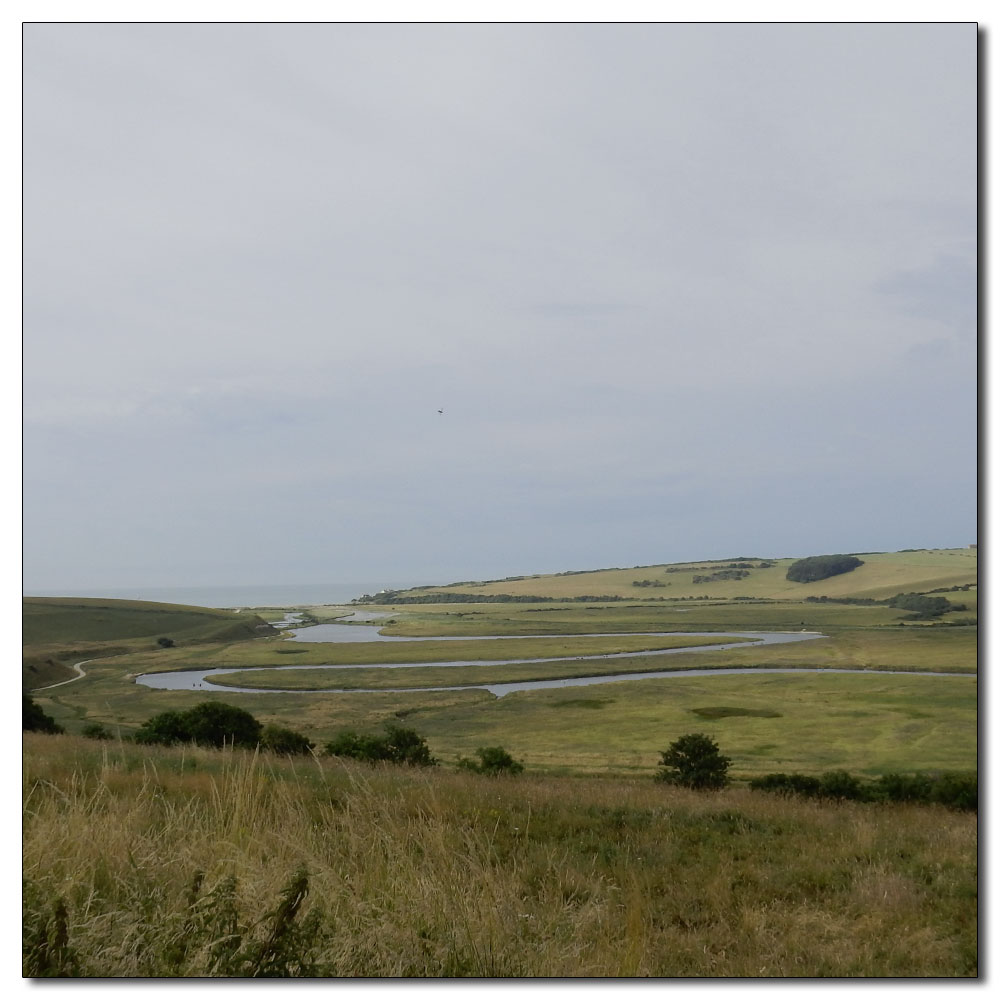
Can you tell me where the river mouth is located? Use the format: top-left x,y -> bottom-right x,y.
134,625 -> 844,697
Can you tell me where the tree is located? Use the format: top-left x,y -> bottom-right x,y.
380,724 -> 437,766
457,745 -> 524,776
183,702 -> 262,748
135,709 -> 193,746
656,733 -> 731,789
135,702 -> 262,749
786,554 -> 863,584
23,694 -> 64,734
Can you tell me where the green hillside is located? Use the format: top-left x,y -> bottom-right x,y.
385,547 -> 977,603
22,597 -> 276,690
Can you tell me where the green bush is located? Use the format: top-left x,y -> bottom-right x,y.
323,730 -> 384,762
134,710 -> 191,746
81,722 -> 112,740
750,770 -> 977,811
325,725 -> 437,766
656,733 -> 730,789
457,746 -> 524,776
817,770 -> 866,801
887,593 -> 961,619
260,725 -> 314,756
748,772 -> 821,797
929,771 -> 978,811
873,772 -> 934,803
135,702 -> 262,749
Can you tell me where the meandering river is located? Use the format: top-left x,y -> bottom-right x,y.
132,616 -> 956,698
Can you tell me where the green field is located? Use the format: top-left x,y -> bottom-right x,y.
23,584 -> 978,776
23,547 -> 977,778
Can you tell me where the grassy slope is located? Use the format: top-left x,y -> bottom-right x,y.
400,547 -> 977,601
23,733 -> 977,977
23,597 -> 276,689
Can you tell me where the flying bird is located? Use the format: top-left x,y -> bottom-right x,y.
437,409 -> 443,414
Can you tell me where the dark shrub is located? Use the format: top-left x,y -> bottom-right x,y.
817,770 -> 866,801
81,722 -> 112,740
135,710 -> 191,746
135,702 -> 262,749
458,745 -> 524,776
380,724 -> 438,766
324,730 -> 384,762
887,593 -> 958,619
874,772 -> 934,803
23,694 -> 64,734
749,772 -> 822,797
325,725 -> 437,766
157,637 -> 175,648
751,770 -> 976,812
929,771 -> 978,811
656,733 -> 731,789
786,555 -> 864,583
183,702 -> 262,748
260,724 -> 314,756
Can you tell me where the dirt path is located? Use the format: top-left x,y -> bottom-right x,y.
31,660 -> 91,692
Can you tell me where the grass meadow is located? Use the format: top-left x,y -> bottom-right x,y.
31,614 -> 976,778
23,733 -> 977,978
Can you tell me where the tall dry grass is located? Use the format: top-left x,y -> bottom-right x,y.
23,733 -> 977,978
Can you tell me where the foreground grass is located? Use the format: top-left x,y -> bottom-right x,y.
23,734 -> 977,978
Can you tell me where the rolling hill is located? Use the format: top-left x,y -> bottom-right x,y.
365,547 -> 978,604
22,596 -> 276,689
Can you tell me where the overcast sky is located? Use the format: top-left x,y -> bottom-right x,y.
22,22 -> 977,592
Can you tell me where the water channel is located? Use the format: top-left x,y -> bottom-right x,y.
133,615 -> 959,698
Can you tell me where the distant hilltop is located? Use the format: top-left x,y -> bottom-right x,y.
353,547 -> 977,605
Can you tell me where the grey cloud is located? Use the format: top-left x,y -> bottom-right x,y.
875,252 -> 977,330
22,23 -> 977,591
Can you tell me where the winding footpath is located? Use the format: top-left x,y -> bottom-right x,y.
31,659 -> 91,692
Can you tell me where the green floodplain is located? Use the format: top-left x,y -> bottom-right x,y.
23,546 -> 979,977
24,546 -> 978,779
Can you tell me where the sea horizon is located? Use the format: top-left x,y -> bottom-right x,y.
22,581 -> 440,609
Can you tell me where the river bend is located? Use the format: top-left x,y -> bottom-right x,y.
132,620 -> 900,697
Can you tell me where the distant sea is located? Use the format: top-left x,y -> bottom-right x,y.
24,582 -> 438,609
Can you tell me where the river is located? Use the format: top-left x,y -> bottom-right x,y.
132,618 -> 958,698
